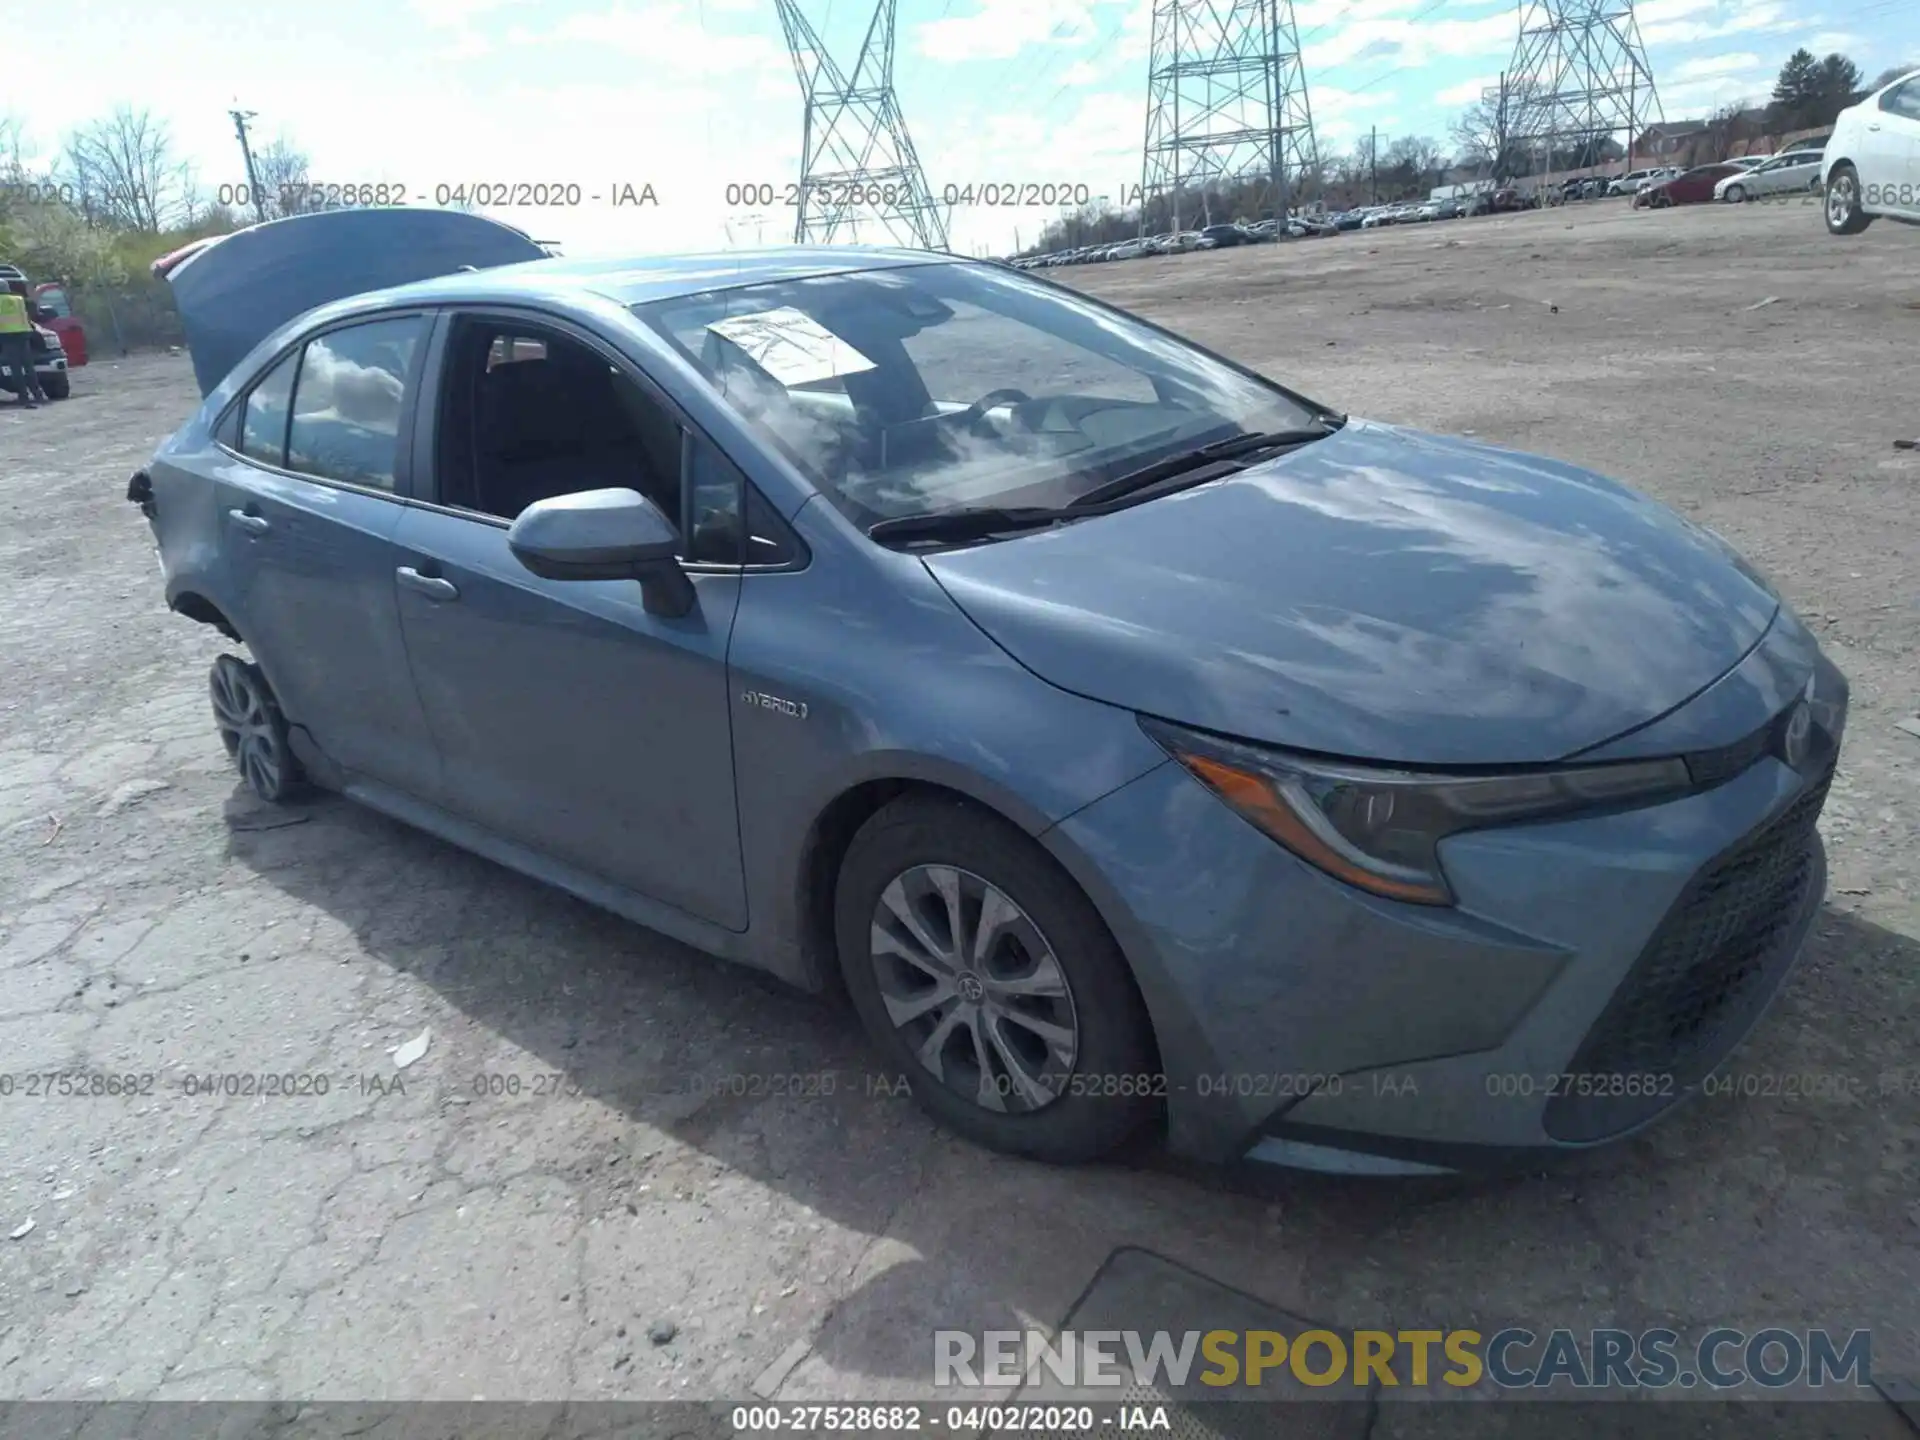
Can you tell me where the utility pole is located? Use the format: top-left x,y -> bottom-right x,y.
1496,72 -> 1509,178
1369,125 -> 1378,204
229,107 -> 267,223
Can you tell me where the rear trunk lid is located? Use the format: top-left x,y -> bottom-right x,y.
152,208 -> 548,395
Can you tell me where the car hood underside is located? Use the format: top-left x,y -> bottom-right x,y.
924,421 -> 1780,766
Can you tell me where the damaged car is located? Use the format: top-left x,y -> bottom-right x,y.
132,207 -> 1847,1174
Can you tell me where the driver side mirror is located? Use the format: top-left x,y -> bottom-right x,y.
507,488 -> 696,618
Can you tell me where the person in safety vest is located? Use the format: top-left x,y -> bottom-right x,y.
0,281 -> 46,407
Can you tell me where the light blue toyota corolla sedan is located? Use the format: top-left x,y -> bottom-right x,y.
130,208 -> 1847,1175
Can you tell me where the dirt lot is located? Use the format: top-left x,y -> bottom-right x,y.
0,196 -> 1916,1412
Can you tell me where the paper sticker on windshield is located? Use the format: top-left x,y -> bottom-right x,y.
705,307 -> 875,387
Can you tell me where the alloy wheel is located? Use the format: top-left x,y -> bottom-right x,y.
1827,173 -> 1857,229
210,659 -> 287,799
868,864 -> 1080,1113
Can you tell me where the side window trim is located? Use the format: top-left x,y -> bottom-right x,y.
213,308 -> 435,498
410,304 -> 808,572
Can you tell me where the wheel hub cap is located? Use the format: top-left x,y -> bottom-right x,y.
869,864 -> 1080,1114
1828,178 -> 1853,225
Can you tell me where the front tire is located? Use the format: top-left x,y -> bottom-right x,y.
1723,183 -> 1746,204
834,795 -> 1159,1163
41,372 -> 69,400
1825,163 -> 1872,235
210,654 -> 308,804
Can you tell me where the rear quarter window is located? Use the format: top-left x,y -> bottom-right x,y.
240,351 -> 299,467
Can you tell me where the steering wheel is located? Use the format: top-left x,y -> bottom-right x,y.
958,386 -> 1037,433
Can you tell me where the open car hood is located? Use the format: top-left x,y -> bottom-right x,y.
923,421 -> 1780,766
153,208 -> 548,396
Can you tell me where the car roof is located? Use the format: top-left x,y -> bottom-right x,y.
379,245 -> 946,309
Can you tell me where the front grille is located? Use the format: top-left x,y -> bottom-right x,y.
1543,763 -> 1831,1142
1683,714 -> 1777,786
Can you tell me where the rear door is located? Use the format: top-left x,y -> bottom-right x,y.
1770,152 -> 1823,194
386,309 -> 755,929
210,311 -> 443,794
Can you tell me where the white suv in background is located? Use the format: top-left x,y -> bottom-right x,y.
1824,67 -> 1920,234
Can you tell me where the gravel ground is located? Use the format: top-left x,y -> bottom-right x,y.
0,195 -> 1915,1406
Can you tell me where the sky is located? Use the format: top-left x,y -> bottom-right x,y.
14,0 -> 1918,257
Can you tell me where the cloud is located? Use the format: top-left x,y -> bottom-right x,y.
548,4 -> 788,76
1436,75 -> 1499,105
409,0 -> 519,23
1640,0 -> 1798,47
1656,73 -> 1767,114
1304,11 -> 1516,73
916,0 -> 1107,64
1671,51 -> 1762,79
1803,30 -> 1861,53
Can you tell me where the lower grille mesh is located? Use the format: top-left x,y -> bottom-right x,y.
1543,765 -> 1832,1142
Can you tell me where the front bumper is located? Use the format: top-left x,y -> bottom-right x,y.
1049,639 -> 1846,1173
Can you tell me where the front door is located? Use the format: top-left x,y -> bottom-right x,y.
389,310 -> 749,929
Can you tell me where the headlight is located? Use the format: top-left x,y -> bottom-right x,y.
1140,717 -> 1692,906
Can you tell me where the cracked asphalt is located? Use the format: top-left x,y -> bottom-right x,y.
0,196 -> 1916,1407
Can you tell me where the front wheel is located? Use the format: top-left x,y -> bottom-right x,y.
41,372 -> 70,400
1825,163 -> 1872,235
834,795 -> 1160,1162
1723,183 -> 1746,204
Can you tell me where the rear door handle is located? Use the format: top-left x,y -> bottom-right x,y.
228,508 -> 270,536
396,566 -> 459,602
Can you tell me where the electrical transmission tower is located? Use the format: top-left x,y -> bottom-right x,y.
1139,0 -> 1319,231
1500,0 -> 1660,180
775,0 -> 948,250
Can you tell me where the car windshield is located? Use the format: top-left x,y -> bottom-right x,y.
632,261 -> 1321,527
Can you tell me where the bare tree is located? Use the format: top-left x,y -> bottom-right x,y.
58,107 -> 192,232
1450,96 -> 1502,167
0,114 -> 28,180
1385,134 -> 1444,180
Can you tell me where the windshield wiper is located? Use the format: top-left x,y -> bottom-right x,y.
1069,418 -> 1344,510
866,505 -> 1079,545
865,414 -> 1348,547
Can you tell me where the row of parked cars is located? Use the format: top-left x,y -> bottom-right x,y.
1629,150 -> 1826,208
1011,217 -> 1342,268
1010,187 -> 1549,268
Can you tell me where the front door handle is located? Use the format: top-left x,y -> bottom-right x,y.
1868,122 -> 1881,131
396,566 -> 459,602
228,508 -> 270,536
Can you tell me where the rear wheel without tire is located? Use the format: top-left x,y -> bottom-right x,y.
1824,163 -> 1872,235
834,795 -> 1159,1162
210,654 -> 307,803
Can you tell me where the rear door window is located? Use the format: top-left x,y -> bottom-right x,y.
286,315 -> 427,491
